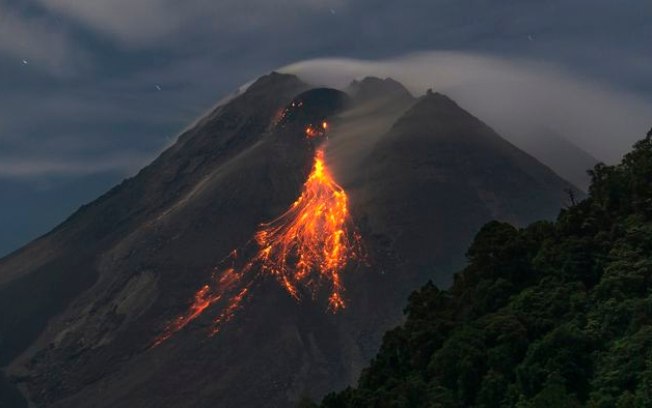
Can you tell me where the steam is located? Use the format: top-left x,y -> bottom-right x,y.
280,52 -> 652,164
320,96 -> 411,188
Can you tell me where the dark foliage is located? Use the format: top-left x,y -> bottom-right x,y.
318,132 -> 652,407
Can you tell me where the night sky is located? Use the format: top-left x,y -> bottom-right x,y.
1,0 -> 651,256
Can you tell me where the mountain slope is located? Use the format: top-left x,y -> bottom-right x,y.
319,130 -> 652,408
511,127 -> 599,191
2,74 -> 579,407
0,72 -> 308,362
356,91 -> 577,293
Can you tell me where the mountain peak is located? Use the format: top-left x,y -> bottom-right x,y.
348,76 -> 413,102
395,90 -> 474,130
422,89 -> 458,105
246,71 -> 304,94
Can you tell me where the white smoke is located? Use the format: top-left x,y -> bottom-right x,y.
279,52 -> 652,164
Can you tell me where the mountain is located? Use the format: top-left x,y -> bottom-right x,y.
1,73 -> 579,407
317,130 -> 652,408
356,90 -> 578,292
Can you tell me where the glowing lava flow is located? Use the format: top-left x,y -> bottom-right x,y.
305,121 -> 328,138
255,147 -> 361,311
153,143 -> 363,347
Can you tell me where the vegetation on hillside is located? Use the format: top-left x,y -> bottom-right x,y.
313,130 -> 652,407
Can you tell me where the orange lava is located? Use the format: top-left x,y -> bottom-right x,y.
152,266 -> 243,347
153,142 -> 363,346
304,121 -> 328,138
255,148 -> 363,311
305,126 -> 318,138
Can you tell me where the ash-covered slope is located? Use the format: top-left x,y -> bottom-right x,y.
356,91 -> 578,290
1,74 -> 578,408
0,72 -> 308,361
0,72 -> 314,407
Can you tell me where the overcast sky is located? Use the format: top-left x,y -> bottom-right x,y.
1,0 -> 651,256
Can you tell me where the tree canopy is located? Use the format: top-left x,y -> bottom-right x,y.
314,131 -> 652,407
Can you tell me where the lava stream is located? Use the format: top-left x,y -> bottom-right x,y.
153,145 -> 364,346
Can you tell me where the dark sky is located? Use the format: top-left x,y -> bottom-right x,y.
1,0 -> 651,256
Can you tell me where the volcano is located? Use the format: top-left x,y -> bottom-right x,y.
0,73 -> 580,407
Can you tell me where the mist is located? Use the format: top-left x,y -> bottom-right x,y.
280,52 -> 652,167
323,95 -> 412,190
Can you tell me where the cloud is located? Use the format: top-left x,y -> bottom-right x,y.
0,86 -> 173,183
0,1 -> 87,75
34,0 -> 185,45
0,151 -> 154,178
0,53 -> 250,182
280,52 -> 652,163
34,0 -> 345,46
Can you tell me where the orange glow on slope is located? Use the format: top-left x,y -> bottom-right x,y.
152,266 -> 243,347
305,120 -> 328,138
152,285 -> 220,347
305,126 -> 317,138
153,145 -> 363,346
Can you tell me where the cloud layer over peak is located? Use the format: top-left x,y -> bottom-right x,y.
282,53 -> 652,163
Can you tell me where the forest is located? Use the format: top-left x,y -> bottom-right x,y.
310,130 -> 652,407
